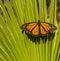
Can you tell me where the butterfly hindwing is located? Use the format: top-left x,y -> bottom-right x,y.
31,25 -> 39,36
40,25 -> 47,35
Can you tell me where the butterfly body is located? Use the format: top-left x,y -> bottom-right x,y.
20,21 -> 57,37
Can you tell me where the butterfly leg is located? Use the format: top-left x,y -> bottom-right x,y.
22,30 -> 24,33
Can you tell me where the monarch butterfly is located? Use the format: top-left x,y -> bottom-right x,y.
20,20 -> 57,36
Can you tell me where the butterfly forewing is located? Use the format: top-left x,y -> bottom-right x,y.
41,22 -> 57,31
26,23 -> 37,31
40,22 -> 51,31
20,22 -> 37,31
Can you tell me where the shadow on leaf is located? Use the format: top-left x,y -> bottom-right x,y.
23,31 -> 55,44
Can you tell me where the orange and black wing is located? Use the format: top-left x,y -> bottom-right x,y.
20,22 -> 57,36
40,22 -> 57,36
20,22 -> 39,36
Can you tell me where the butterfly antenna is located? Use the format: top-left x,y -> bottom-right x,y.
38,14 -> 44,21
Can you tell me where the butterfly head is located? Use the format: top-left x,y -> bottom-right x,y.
38,20 -> 40,23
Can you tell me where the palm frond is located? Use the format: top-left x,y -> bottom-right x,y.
0,0 -> 59,61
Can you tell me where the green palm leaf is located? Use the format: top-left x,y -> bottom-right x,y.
0,0 -> 60,61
